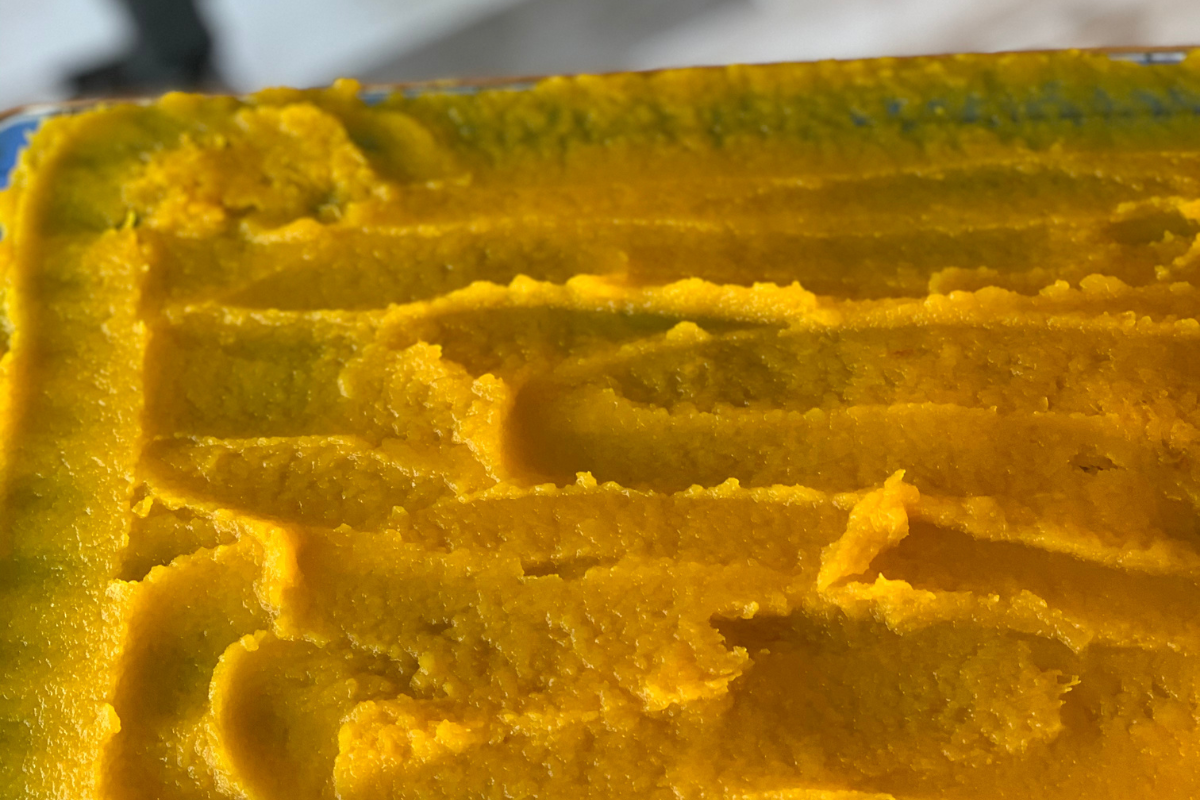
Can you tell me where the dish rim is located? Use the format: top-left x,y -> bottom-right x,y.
1,45 -> 1197,188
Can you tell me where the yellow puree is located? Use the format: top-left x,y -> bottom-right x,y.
5,51 -> 1200,799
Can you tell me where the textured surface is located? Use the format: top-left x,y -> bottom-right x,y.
4,52 -> 1200,799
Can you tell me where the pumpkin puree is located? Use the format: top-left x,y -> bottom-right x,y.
4,51 -> 1200,799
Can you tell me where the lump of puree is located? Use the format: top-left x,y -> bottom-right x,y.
4,50 -> 1200,800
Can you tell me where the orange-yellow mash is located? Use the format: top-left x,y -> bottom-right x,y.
3,50 -> 1200,799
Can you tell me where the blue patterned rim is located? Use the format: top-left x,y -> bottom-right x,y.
0,114 -> 43,190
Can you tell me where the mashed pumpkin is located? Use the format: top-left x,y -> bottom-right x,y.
3,50 -> 1200,799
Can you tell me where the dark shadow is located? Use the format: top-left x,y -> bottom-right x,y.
71,0 -> 221,96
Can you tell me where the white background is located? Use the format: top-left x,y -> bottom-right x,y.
2,0 -> 1200,112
